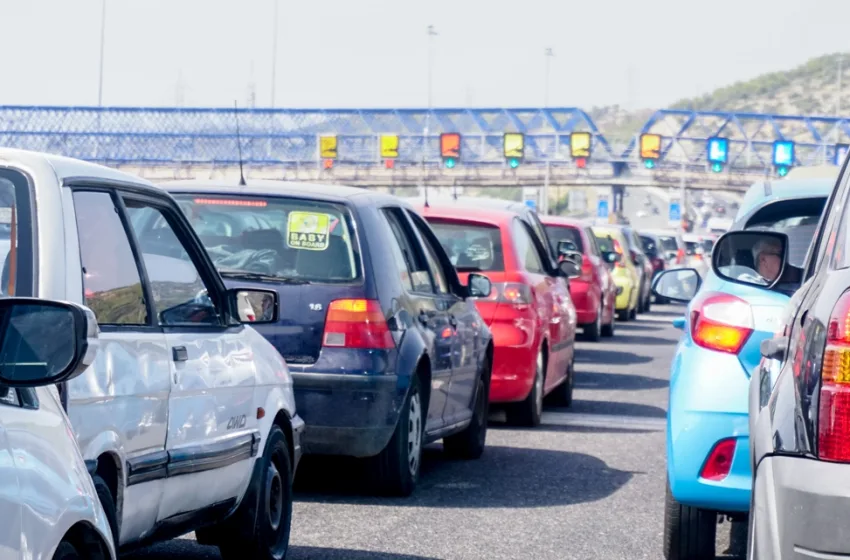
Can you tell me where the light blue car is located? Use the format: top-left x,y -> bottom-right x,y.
653,175 -> 835,559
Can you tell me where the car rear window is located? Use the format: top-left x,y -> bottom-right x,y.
544,225 -> 584,253
639,235 -> 658,257
594,235 -> 617,253
745,197 -> 827,267
168,194 -> 361,283
427,219 -> 504,272
658,236 -> 678,251
684,241 -> 699,255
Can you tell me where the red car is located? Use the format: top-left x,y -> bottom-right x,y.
415,203 -> 578,426
541,216 -> 617,341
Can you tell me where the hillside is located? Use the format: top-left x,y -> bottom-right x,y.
589,52 -> 847,143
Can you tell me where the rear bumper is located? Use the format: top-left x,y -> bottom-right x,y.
613,279 -> 633,310
488,319 -> 537,403
569,281 -> 597,325
291,372 -> 405,458
753,455 -> 850,559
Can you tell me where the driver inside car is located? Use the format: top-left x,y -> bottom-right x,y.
752,237 -> 783,283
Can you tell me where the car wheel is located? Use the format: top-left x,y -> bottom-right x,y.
92,473 -> 119,548
548,354 -> 574,407
601,305 -> 615,337
663,480 -> 716,560
444,352 -> 490,459
52,542 -> 81,560
373,375 -> 424,497
508,350 -> 544,427
218,425 -> 293,560
629,305 -> 638,320
584,305 -> 602,342
617,309 -> 630,321
644,292 -> 652,313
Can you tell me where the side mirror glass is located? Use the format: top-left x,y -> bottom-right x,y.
467,273 -> 492,298
0,298 -> 98,387
557,240 -> 578,256
603,251 -> 621,264
558,259 -> 581,279
231,289 -> 278,324
711,231 -> 789,288
651,268 -> 702,303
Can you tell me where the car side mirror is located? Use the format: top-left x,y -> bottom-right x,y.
558,259 -> 581,279
467,273 -> 492,298
711,230 -> 790,289
602,251 -> 621,265
229,288 -> 279,324
557,240 -> 578,256
651,268 -> 702,303
0,298 -> 98,388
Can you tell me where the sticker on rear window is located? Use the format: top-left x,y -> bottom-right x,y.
287,211 -> 331,250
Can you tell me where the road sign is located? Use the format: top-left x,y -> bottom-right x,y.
640,134 -> 662,160
668,201 -> 681,227
320,135 -> 338,159
570,132 -> 591,159
597,198 -> 609,220
707,137 -> 728,164
380,134 -> 399,159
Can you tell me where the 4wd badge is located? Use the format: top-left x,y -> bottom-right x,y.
287,211 -> 331,251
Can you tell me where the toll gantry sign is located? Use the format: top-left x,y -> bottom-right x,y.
570,132 -> 591,168
440,133 -> 461,168
640,133 -> 662,169
381,134 -> 399,169
504,133 -> 524,168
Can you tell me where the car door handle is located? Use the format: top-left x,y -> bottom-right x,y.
172,346 -> 188,362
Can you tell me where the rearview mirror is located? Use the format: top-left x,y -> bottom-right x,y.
467,273 -> 492,298
711,231 -> 789,289
230,289 -> 278,324
558,259 -> 581,279
0,298 -> 98,388
651,268 -> 702,303
557,240 -> 578,256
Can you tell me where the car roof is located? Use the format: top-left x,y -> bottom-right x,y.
539,215 -> 589,229
412,202 -> 516,227
736,176 -> 836,221
405,195 -> 533,214
160,178 -> 399,207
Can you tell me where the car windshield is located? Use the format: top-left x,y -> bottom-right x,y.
544,225 -> 584,254
165,194 -> 362,283
639,235 -> 658,257
427,219 -> 504,272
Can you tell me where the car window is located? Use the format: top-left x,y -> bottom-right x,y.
427,219 -> 504,273
525,212 -> 556,265
512,219 -> 545,273
584,228 -> 601,256
0,170 -> 35,298
658,236 -> 678,251
382,208 -> 434,294
408,214 -> 449,294
72,190 -> 149,326
639,235 -> 658,257
124,200 -> 221,327
544,225 -> 584,254
744,200 -> 827,268
594,234 -> 614,253
170,194 -> 361,284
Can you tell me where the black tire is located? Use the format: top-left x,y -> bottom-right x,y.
52,542 -> 81,560
644,292 -> 652,313
507,350 -> 544,427
663,480 -> 716,560
444,352 -> 490,460
637,288 -> 646,313
373,374 -> 424,497
601,307 -> 615,337
617,309 -> 629,321
547,355 -> 574,407
218,425 -> 293,560
583,306 -> 602,342
629,306 -> 638,320
92,474 -> 119,549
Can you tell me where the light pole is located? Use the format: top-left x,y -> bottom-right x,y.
271,0 -> 279,107
97,0 -> 106,106
544,47 -> 554,107
422,25 -> 438,202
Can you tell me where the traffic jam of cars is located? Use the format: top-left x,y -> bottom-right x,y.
0,146 -> 847,559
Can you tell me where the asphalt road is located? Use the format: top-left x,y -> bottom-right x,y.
126,304 -> 746,560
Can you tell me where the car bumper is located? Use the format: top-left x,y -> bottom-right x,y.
753,455 -> 850,559
569,281 -> 597,325
291,372 -> 405,458
488,320 -> 537,403
613,279 -> 633,310
291,413 -> 306,473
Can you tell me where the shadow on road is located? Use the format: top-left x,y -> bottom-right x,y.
567,399 -> 667,418
575,370 -> 668,391
126,542 -> 441,560
289,548 -> 442,560
607,333 -> 681,347
294,445 -> 633,508
575,348 -> 654,366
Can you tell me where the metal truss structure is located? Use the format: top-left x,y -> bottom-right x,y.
0,106 -> 846,189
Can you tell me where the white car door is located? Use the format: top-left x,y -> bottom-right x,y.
121,195 -> 258,522
0,390 -> 21,559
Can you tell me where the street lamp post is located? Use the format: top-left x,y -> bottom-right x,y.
97,0 -> 106,106
422,25 -> 438,202
271,0 -> 279,107
544,47 -> 554,107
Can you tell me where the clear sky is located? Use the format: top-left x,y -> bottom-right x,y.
2,0 -> 848,110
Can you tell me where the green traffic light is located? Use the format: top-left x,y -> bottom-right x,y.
777,165 -> 789,177
445,157 -> 456,169
711,162 -> 723,173
644,159 -> 655,170
509,158 -> 520,169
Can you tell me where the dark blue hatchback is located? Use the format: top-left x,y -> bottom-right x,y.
155,180 -> 494,496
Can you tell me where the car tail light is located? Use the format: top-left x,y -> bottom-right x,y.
651,257 -> 665,272
676,247 -> 685,264
613,239 -> 625,269
485,282 -> 533,305
818,290 -> 850,462
689,292 -> 754,354
700,438 -> 737,481
579,259 -> 594,282
323,299 -> 394,349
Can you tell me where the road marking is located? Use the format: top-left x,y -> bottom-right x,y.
541,412 -> 666,432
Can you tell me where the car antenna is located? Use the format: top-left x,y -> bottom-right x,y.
234,100 -> 247,186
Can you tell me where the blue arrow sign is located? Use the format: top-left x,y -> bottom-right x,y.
524,199 -> 537,211
669,201 -> 681,222
597,199 -> 609,219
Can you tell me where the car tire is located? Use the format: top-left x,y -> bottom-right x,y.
601,306 -> 615,337
644,292 -> 652,313
663,480 -> 716,560
617,309 -> 630,321
373,374 -> 424,497
548,355 -> 574,408
508,350 -> 545,427
92,474 -> 120,549
444,352 -> 490,460
52,542 -> 81,560
629,306 -> 638,320
583,306 -> 602,342
215,425 -> 293,560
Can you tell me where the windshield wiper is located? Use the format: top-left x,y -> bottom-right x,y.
219,270 -> 311,285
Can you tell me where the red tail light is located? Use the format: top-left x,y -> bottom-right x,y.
689,292 -> 754,354
819,290 -> 850,462
651,257 -> 665,272
323,299 -> 394,349
700,438 -> 737,481
676,247 -> 685,265
484,282 -> 533,305
579,259 -> 594,282
613,239 -> 625,268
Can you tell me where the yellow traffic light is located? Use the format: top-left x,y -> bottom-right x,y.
380,134 -> 399,159
504,133 -> 524,159
570,132 -> 591,159
640,133 -> 662,160
320,135 -> 338,159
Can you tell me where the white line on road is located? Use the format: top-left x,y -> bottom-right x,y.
541,412 -> 666,432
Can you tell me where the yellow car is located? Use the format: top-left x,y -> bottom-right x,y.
592,226 -> 640,321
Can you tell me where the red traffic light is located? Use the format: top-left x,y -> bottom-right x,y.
323,159 -> 334,169
576,157 -> 587,169
440,133 -> 461,159
384,159 -> 395,169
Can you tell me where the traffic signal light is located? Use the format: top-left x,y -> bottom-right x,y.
504,133 -> 524,168
773,140 -> 794,177
707,137 -> 728,173
570,132 -> 591,168
381,134 -> 399,169
320,135 -> 337,170
440,133 -> 461,168
639,133 -> 661,169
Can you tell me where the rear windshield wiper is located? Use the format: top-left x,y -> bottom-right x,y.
219,270 -> 311,285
